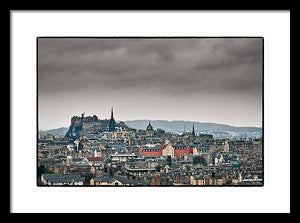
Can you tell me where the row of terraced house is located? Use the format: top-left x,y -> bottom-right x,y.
138,143 -> 193,158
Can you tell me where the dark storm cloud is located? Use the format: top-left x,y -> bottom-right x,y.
38,38 -> 262,129
39,38 -> 261,94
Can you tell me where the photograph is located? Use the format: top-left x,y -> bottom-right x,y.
10,9 -> 292,214
37,37 -> 263,187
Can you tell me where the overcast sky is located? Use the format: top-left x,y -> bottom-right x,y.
38,38 -> 263,130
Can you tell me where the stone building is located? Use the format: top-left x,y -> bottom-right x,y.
146,121 -> 154,137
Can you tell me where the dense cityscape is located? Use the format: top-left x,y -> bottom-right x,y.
37,107 -> 263,186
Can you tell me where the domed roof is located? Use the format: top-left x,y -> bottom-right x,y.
146,121 -> 153,130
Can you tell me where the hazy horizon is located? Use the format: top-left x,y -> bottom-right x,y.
38,38 -> 263,130
39,118 -> 262,131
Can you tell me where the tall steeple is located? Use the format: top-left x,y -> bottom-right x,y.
111,107 -> 114,120
109,107 -> 115,132
192,124 -> 195,136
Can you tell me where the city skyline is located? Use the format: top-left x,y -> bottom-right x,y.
38,38 -> 263,130
39,110 -> 263,131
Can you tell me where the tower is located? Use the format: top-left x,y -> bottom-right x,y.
146,121 -> 154,137
109,107 -> 115,132
192,124 -> 195,137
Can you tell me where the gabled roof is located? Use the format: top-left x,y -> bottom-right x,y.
42,174 -> 85,183
141,144 -> 162,151
173,145 -> 188,150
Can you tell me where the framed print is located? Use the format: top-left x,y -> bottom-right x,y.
37,37 -> 264,188
10,10 -> 291,213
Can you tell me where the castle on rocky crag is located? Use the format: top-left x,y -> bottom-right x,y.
65,107 -> 127,140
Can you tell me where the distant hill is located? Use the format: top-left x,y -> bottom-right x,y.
39,120 -> 262,138
39,127 -> 69,136
124,120 -> 262,134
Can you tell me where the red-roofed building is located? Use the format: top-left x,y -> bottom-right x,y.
139,144 -> 193,158
173,145 -> 193,158
139,144 -> 164,157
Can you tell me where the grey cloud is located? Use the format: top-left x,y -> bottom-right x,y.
38,38 -> 263,129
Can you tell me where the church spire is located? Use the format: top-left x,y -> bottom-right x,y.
111,107 -> 114,119
192,124 -> 195,136
109,107 -> 115,132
